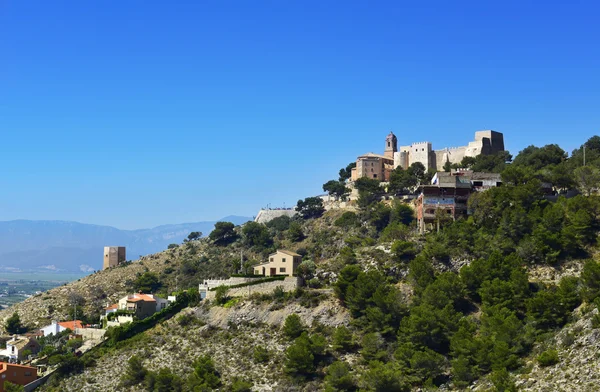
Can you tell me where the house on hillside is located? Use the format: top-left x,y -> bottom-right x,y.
0,362 -> 37,391
40,320 -> 84,337
0,337 -> 40,362
116,293 -> 171,319
253,250 -> 302,277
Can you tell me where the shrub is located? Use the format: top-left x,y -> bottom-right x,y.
537,349 -> 559,367
188,354 -> 221,390
332,326 -> 354,352
214,286 -> 230,305
284,333 -> 315,377
229,377 -> 253,392
324,361 -> 356,391
283,314 -> 305,339
253,346 -> 270,363
335,212 -> 360,228
133,272 -> 162,293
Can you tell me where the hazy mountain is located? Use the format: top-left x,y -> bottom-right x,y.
0,216 -> 251,273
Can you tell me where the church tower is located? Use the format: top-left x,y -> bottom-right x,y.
384,131 -> 397,159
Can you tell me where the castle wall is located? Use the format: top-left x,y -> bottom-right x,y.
254,209 -> 296,224
408,142 -> 433,170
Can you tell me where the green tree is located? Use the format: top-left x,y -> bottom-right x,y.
229,377 -> 253,392
209,221 -> 238,245
512,144 -> 567,171
284,333 -> 315,377
388,167 -> 417,195
253,346 -> 270,363
323,180 -> 350,199
283,314 -> 305,339
287,222 -> 305,242
187,231 -> 202,241
581,259 -> 600,301
574,166 -> 600,196
332,326 -> 355,352
121,355 -> 148,387
295,259 -> 316,281
489,368 -> 517,392
359,361 -> 410,392
334,265 -> 362,303
147,368 -> 183,392
355,177 -> 383,207
242,221 -> 273,249
335,211 -> 360,228
133,272 -> 162,293
339,162 -> 357,182
391,240 -> 417,261
214,285 -> 230,305
188,354 -> 221,390
296,197 -> 325,219
361,332 -> 386,362
4,312 -> 25,334
324,361 -> 356,391
266,215 -> 292,232
4,382 -> 25,392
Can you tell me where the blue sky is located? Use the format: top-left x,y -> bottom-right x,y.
1,1 -> 599,229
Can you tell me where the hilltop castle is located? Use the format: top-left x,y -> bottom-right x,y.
351,130 -> 505,181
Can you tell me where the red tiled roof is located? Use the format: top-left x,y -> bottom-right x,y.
58,320 -> 84,330
127,294 -> 156,302
105,304 -> 118,310
0,361 -> 37,371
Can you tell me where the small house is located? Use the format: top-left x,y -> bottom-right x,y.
0,362 -> 37,391
253,250 -> 302,277
0,337 -> 40,362
40,320 -> 84,337
117,293 -> 170,319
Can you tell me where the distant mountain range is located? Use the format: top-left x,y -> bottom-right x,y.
0,216 -> 251,274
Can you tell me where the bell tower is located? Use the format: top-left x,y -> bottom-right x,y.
384,131 -> 397,159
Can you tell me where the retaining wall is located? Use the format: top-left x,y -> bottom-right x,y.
205,277 -> 300,300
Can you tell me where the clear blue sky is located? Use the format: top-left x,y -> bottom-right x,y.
1,1 -> 599,229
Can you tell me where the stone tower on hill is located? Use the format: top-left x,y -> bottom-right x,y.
103,246 -> 126,270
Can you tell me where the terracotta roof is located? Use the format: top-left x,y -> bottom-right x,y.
105,304 -> 118,310
58,320 -> 84,330
127,294 -> 156,303
0,362 -> 37,371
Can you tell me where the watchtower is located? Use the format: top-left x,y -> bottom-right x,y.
384,131 -> 398,159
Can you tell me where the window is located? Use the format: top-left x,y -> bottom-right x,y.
388,142 -> 390,147
422,148 -> 424,151
25,372 -> 32,376
280,268 -> 286,273
282,258 -> 286,262
473,181 -> 483,187
373,174 -> 377,178
270,258 -> 274,262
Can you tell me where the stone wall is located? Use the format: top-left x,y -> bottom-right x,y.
254,209 -> 296,224
205,277 -> 300,300
75,328 -> 106,341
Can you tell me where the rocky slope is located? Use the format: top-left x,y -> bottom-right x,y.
0,252 -> 172,333
40,297 -> 350,392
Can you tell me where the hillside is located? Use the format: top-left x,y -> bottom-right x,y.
0,216 -> 251,273
5,138 -> 600,391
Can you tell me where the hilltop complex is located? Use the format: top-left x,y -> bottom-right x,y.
351,130 -> 505,181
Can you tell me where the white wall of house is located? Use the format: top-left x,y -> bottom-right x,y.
40,321 -> 66,337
